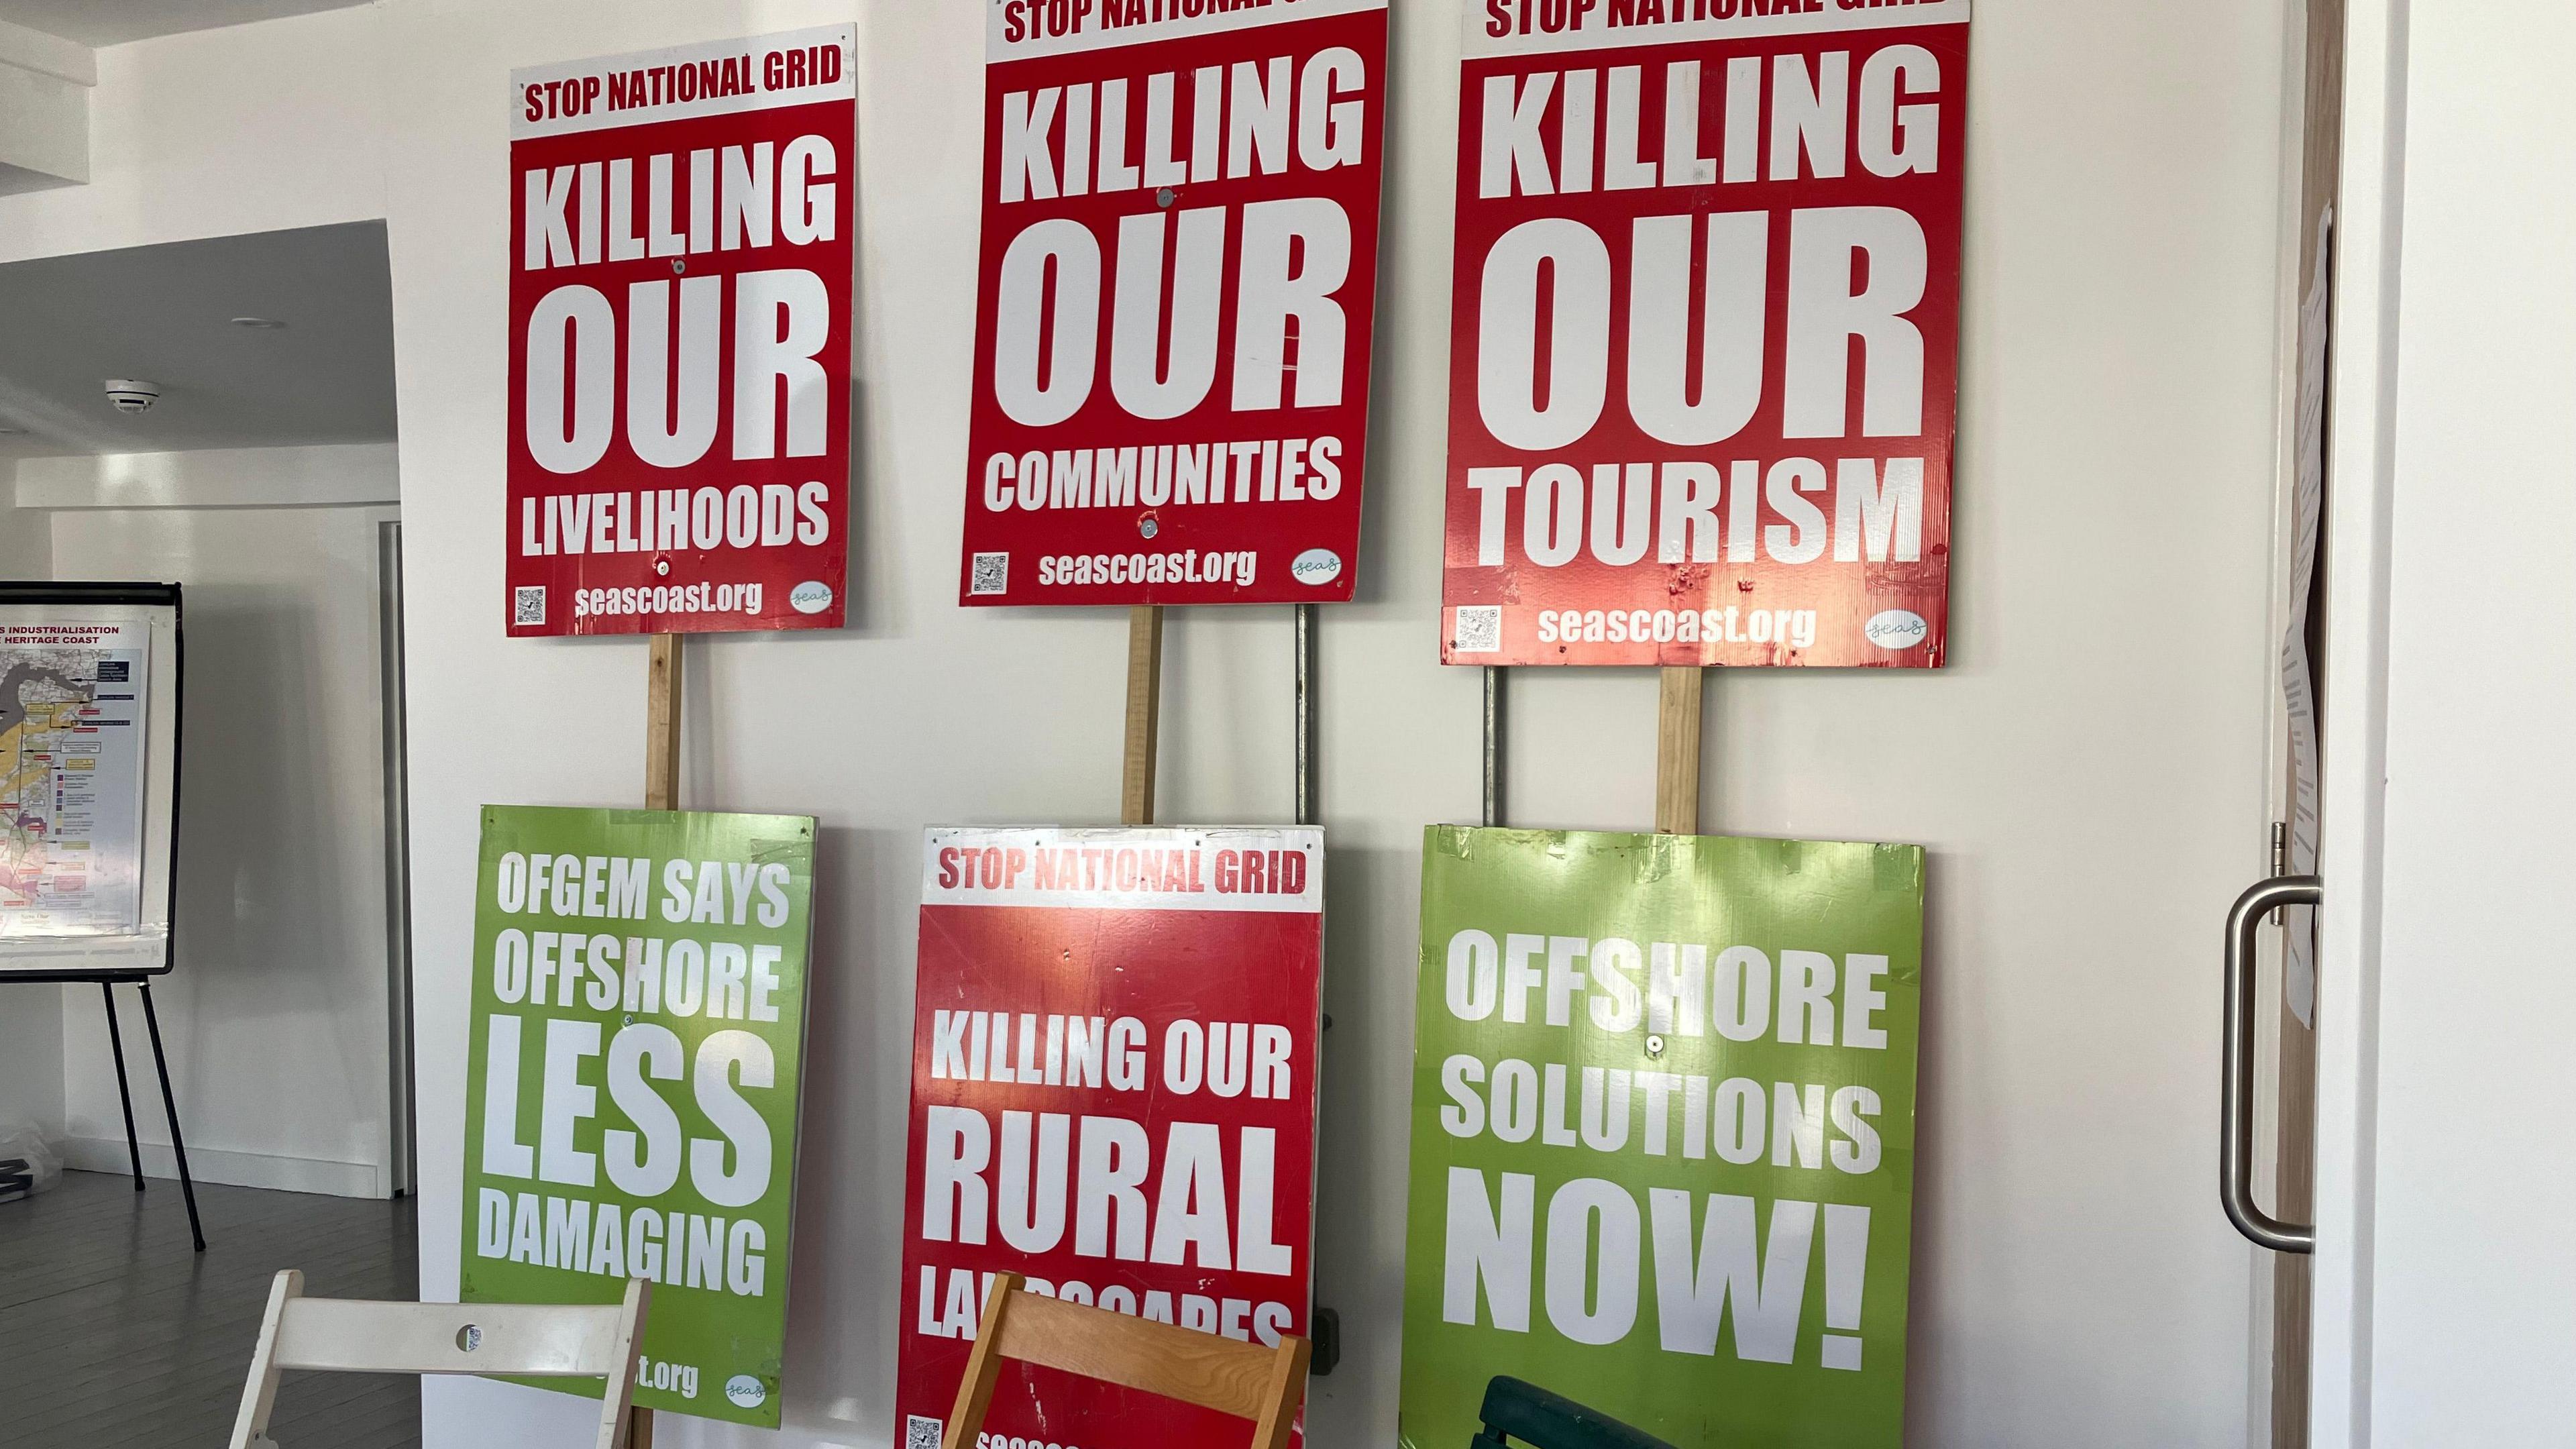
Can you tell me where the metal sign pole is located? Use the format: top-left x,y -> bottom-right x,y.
1483,667 -> 1505,828
1295,604 -> 1316,826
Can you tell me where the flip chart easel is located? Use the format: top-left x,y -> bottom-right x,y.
0,582 -> 203,1251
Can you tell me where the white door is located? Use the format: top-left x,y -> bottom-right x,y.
2306,1 -> 2576,1442
50,502 -> 405,1197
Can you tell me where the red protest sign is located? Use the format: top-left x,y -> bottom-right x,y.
959,1 -> 1389,606
896,826 -> 1325,1449
1440,4 -> 1969,667
505,27 -> 855,637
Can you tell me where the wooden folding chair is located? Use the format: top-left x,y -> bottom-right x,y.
943,1273 -> 1311,1449
227,1269 -> 651,1449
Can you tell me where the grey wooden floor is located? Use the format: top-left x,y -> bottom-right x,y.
0,1168 -> 420,1448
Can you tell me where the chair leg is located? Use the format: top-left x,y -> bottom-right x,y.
941,1273 -> 1021,1449
228,1269 -> 301,1449
138,983 -> 207,1252
1249,1334 -> 1313,1449
101,983 -> 146,1191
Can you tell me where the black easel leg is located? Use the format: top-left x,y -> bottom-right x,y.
136,984 -> 206,1252
101,983 -> 145,1191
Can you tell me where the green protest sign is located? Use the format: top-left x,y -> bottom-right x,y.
460,806 -> 814,1428
1401,826 -> 1925,1448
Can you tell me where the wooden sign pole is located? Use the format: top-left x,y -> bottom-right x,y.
631,631 -> 682,1449
1654,666 -> 1703,836
1122,606 -> 1165,826
645,633 -> 683,813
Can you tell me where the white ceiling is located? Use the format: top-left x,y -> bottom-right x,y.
0,221 -> 396,461
0,0 -> 368,48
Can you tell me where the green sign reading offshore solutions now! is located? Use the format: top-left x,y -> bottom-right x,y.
1401,827 -> 1925,1448
461,806 -> 815,1428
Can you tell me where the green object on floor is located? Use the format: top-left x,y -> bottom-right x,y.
1472,1377 -> 1676,1449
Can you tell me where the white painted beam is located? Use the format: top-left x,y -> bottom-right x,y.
0,17 -> 94,86
13,443 -> 400,509
0,17 -> 92,195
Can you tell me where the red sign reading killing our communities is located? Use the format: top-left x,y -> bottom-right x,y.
960,1 -> 1389,606
896,826 -> 1326,1449
506,27 -> 855,637
1442,2 -> 1970,668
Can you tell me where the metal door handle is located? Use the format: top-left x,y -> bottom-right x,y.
2222,874 -> 2322,1253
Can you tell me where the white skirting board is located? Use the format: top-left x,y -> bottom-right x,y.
60,1134 -> 388,1199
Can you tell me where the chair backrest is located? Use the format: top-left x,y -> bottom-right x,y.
1470,1377 -> 1676,1449
229,1269 -> 649,1449
943,1273 -> 1311,1449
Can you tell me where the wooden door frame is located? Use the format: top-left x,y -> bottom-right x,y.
2304,0 -> 2409,1443
2255,2 -> 2345,1443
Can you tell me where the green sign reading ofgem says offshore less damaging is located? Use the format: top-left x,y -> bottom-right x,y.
461,806 -> 815,1428
1400,827 -> 1925,1449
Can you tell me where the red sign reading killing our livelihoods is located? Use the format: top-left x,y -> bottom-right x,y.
896,826 -> 1326,1449
506,27 -> 855,637
960,1 -> 1389,606
1442,3 -> 1970,668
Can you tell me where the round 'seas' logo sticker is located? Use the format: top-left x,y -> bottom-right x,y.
1864,609 -> 1930,650
1291,549 -> 1342,586
724,1374 -> 767,1409
788,581 -> 834,614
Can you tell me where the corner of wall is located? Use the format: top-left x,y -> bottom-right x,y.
0,473 -> 55,580
0,982 -> 66,1137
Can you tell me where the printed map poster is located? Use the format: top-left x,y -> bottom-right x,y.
0,621 -> 149,938
896,826 -> 1325,1448
1401,826 -> 1925,1448
1441,3 -> 1970,667
507,27 -> 856,637
960,1 -> 1390,606
460,806 -> 816,1428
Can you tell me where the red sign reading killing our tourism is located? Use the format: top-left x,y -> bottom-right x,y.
506,27 -> 855,637
895,826 -> 1326,1449
959,1 -> 1389,606
1442,3 -> 1970,668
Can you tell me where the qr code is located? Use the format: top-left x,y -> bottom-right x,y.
906,1414 -> 945,1449
1452,605 -> 1502,654
970,552 -> 1010,596
513,586 -> 546,626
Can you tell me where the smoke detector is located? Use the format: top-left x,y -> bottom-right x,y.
104,379 -> 161,414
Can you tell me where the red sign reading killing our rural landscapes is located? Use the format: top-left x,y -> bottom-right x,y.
960,1 -> 1389,606
1442,3 -> 1970,668
895,826 -> 1326,1449
506,28 -> 855,637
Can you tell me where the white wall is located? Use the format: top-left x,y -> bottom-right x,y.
0,494 -> 48,576
0,0 -> 396,1185
373,3 -> 2293,1447
0,979 -> 64,1136
49,498 -> 399,1197
0,1 -> 2302,1444
0,15 -> 93,195
0,493 -> 62,1138
0,3 -> 383,266
17,443 -> 398,510
2326,2 -> 2576,1440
